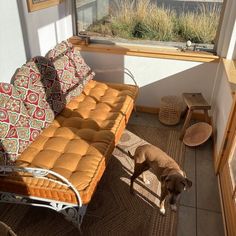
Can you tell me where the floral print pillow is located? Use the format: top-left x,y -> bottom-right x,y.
0,83 -> 41,163
12,56 -> 59,129
46,40 -> 95,102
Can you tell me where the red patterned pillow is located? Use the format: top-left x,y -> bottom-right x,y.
46,40 -> 95,102
0,83 -> 41,162
12,56 -> 61,129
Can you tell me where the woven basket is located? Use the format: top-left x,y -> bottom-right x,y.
183,122 -> 212,147
159,96 -> 183,125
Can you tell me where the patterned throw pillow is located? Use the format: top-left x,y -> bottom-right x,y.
46,40 -> 95,103
12,56 -> 59,129
0,83 -> 41,162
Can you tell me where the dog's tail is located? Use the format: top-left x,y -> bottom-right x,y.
127,150 -> 134,159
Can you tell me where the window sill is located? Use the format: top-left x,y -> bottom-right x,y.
223,59 -> 236,84
223,59 -> 236,94
70,38 -> 220,63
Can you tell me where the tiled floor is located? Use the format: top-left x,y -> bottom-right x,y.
129,112 -> 225,236
177,141 -> 225,236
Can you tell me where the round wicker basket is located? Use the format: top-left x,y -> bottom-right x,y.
159,96 -> 183,125
183,122 -> 212,147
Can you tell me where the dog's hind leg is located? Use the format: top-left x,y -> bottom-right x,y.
130,162 -> 149,195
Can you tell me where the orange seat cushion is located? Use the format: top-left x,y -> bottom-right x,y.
59,80 -> 138,143
0,80 -> 138,205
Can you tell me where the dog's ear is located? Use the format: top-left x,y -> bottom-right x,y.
184,178 -> 192,189
160,175 -> 168,183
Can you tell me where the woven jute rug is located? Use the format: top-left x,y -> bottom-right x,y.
0,123 -> 185,236
82,124 -> 185,236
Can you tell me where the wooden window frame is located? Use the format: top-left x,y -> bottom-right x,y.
27,0 -> 63,12
72,0 -> 227,59
70,40 -> 219,63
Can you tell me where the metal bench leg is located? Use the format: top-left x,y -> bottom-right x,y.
0,191 -> 87,231
61,205 -> 87,232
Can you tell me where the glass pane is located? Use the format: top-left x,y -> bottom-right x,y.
230,153 -> 236,188
75,0 -> 223,50
229,136 -> 236,189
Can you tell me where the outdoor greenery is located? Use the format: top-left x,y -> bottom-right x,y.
88,0 -> 221,44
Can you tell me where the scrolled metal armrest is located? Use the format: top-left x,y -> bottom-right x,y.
0,165 -> 82,207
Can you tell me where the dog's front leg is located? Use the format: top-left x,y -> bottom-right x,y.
159,185 -> 168,215
130,162 -> 149,195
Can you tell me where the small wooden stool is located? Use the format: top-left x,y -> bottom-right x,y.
180,93 -> 211,140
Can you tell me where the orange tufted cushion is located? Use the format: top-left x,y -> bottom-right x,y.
2,119 -> 115,204
0,80 -> 138,205
59,80 -> 138,143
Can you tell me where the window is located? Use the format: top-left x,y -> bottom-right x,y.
228,135 -> 236,202
75,0 -> 224,52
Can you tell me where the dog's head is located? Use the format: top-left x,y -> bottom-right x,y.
161,172 -> 192,206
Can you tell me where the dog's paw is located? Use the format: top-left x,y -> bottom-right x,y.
130,188 -> 135,195
170,204 -> 177,212
159,207 -> 166,215
143,179 -> 151,185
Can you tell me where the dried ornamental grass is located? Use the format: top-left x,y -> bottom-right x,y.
111,0 -> 175,41
143,6 -> 175,41
178,4 -> 221,43
87,1 -> 221,44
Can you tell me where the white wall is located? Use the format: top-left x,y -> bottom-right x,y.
80,51 -> 219,108
18,0 -> 73,57
0,1 -> 26,83
0,0 -> 73,83
217,0 -> 236,59
82,50 -> 233,166
212,62 -> 234,162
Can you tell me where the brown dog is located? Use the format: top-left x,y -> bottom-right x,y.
128,144 -> 192,215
